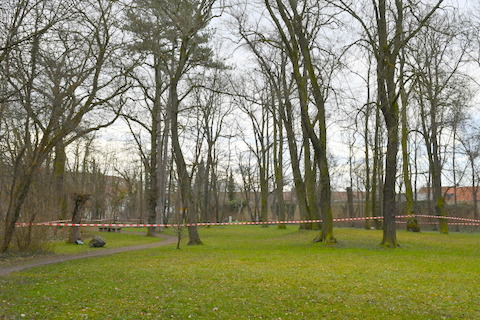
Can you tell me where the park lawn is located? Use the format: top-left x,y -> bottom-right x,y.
51,228 -> 160,254
0,228 -> 160,269
1,226 -> 479,319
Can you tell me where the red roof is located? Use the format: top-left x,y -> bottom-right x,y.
418,186 -> 480,203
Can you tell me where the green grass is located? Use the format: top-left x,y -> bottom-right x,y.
51,228 -> 160,254
0,228 -> 160,268
1,226 -> 479,319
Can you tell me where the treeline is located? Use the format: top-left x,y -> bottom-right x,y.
1,0 -> 479,252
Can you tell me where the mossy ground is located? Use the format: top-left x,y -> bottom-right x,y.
1,226 -> 479,319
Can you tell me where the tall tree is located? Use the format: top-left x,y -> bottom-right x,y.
264,0 -> 337,243
125,0 -> 219,243
161,0 -> 217,245
234,17 -> 311,228
191,69 -> 232,223
235,77 -> 272,227
410,12 -> 470,234
329,0 -> 445,246
124,0 -> 172,236
270,82 -> 287,228
399,46 -> 419,231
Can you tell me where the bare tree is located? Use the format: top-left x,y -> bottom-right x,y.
0,0 -> 62,65
190,69 -> 233,223
234,19 -> 312,229
409,11 -> 471,234
0,0 -> 65,144
162,0 -> 218,245
399,44 -> 420,232
270,82 -> 287,228
1,0 -> 131,252
456,123 -> 480,220
263,0 -> 340,242
328,0 -> 445,246
234,75 -> 272,226
237,152 -> 260,222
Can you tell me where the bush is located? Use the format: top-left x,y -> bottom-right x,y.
13,225 -> 52,253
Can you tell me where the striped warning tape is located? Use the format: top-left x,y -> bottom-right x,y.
14,214 -> 480,228
41,218 -> 142,224
16,216 -> 385,227
415,214 -> 480,222
397,221 -> 480,226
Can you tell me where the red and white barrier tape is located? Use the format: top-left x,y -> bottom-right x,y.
415,214 -> 480,222
16,216 -> 385,227
38,218 -> 142,224
14,214 -> 480,228
397,221 -> 480,226
20,220 -> 321,228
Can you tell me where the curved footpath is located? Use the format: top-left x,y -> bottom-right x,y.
0,234 -> 177,277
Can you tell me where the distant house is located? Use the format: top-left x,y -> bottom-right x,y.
331,191 -> 367,203
417,187 -> 480,204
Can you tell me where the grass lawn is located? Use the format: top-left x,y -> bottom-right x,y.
50,228 -> 161,254
1,226 -> 479,319
0,228 -> 161,269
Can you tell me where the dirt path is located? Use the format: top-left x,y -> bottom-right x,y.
0,234 -> 177,277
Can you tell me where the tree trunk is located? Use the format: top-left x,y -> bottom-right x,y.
68,194 -> 89,244
378,44 -> 400,248
54,139 -> 68,220
259,159 -> 269,227
432,113 -> 448,233
377,0 -> 401,248
204,145 -> 214,223
304,135 -> 319,230
264,0 -> 335,242
2,174 -> 34,253
400,59 -> 419,232
347,187 -> 355,218
471,159 -> 479,220
273,103 -> 286,229
381,122 -> 399,247
420,88 -> 448,234
169,78 -> 201,245
379,60 -> 400,247
2,139 -> 50,252
432,146 -> 448,233
146,104 -> 159,237
371,110 -> 379,224
156,118 -> 170,229
280,98 -> 311,225
289,6 -> 334,243
147,60 -> 164,237
212,173 -> 219,223
364,102 -> 372,229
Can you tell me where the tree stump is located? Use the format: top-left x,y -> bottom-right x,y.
68,193 -> 90,243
